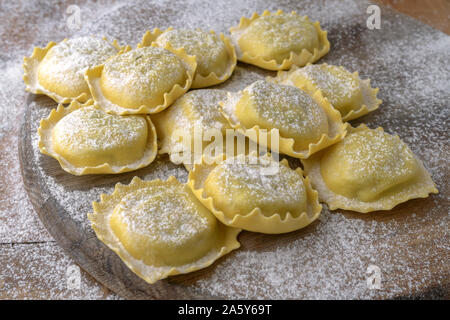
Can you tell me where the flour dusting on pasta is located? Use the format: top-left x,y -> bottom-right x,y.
1,0 -> 448,299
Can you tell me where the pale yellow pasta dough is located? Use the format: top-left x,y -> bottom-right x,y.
24,37 -> 119,103
302,124 -> 438,212
272,63 -> 382,121
229,10 -> 329,70
100,46 -> 187,109
188,154 -> 322,234
321,128 -> 417,202
204,157 -> 307,219
238,14 -> 318,64
235,80 -> 329,150
89,176 -> 240,283
109,181 -> 219,267
220,80 -> 347,159
52,107 -> 148,167
139,28 -> 236,88
296,64 -> 362,114
85,45 -> 197,115
153,89 -> 231,167
156,29 -> 231,83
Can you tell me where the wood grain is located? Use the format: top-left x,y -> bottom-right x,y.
20,93 -> 449,299
6,0 -> 450,299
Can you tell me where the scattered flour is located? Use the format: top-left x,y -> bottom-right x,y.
0,0 -> 448,299
0,242 -> 120,299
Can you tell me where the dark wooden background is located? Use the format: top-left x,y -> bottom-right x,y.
1,0 -> 449,299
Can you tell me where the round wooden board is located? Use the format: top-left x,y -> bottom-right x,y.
19,0 -> 449,299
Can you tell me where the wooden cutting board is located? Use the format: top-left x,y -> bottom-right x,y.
19,0 -> 449,299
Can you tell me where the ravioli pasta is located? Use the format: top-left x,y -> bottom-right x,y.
38,100 -> 157,175
24,8 -> 441,287
153,89 -> 232,169
220,80 -> 347,159
89,176 -> 241,284
85,45 -> 197,115
302,124 -> 438,212
230,10 -> 329,70
139,28 -> 237,88
23,36 -> 120,103
272,63 -> 382,121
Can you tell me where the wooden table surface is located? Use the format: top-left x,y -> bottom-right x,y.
375,0 -> 450,34
0,0 -> 448,299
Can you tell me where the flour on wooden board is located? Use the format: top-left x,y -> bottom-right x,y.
0,0 -> 448,299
